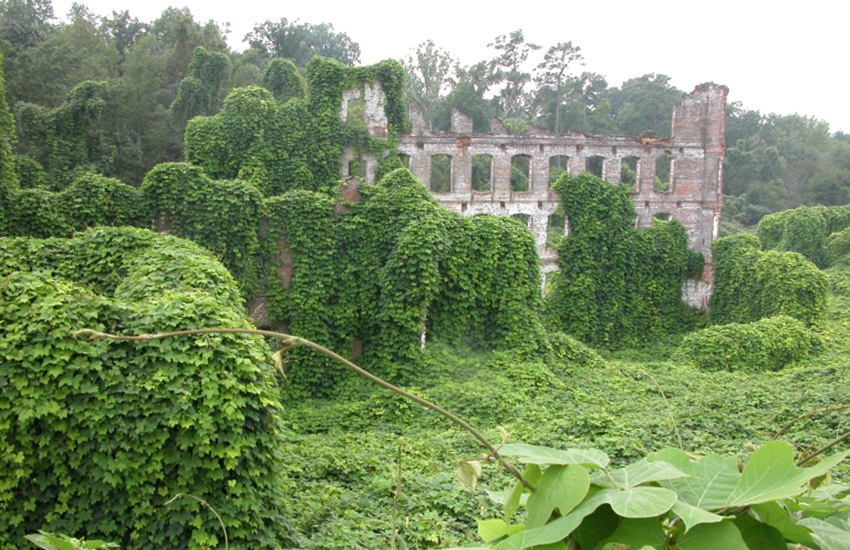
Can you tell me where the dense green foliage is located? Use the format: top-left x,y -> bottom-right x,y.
757,205 -> 850,266
0,51 -> 14,188
710,234 -> 828,325
185,57 -> 405,196
266,168 -> 548,395
546,173 -> 704,347
171,46 -> 230,128
675,315 -> 822,371
0,227 -> 293,549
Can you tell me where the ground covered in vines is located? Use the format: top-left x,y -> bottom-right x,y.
271,260 -> 850,549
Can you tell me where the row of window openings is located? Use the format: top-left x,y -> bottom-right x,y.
502,211 -> 676,250
423,153 -> 673,193
346,153 -> 674,193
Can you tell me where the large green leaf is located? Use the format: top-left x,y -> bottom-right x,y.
731,516 -> 787,550
478,519 -> 525,543
498,444 -> 609,468
799,517 -> 850,550
671,500 -> 723,533
495,490 -> 613,550
594,459 -> 689,490
648,448 -> 740,510
503,464 -> 540,521
675,521 -> 748,550
494,485 -> 679,550
751,502 -> 816,547
727,441 -> 850,506
606,486 -> 678,518
526,465 -> 590,529
591,517 -> 666,550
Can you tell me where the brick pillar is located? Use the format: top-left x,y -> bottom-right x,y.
531,155 -> 549,192
409,151 -> 430,189
568,154 -> 584,177
454,146 -> 472,194
493,155 -> 512,199
603,157 -> 621,185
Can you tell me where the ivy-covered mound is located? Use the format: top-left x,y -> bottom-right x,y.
675,315 -> 822,371
0,227 -> 292,550
185,56 -> 406,196
545,173 -> 704,348
265,168 -> 549,396
756,204 -> 850,268
710,233 -> 829,326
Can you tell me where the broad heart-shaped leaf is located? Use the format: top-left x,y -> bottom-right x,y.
671,500 -> 723,533
591,517 -> 666,550
503,464 -> 540,521
731,515 -> 787,550
648,448 -> 740,510
606,486 -> 678,518
478,519 -> 525,543
799,517 -> 850,550
526,465 -> 590,529
494,486 -> 677,550
592,459 -> 689,490
727,441 -> 850,507
457,459 -> 482,491
498,443 -> 609,468
751,502 -> 816,547
495,489 -> 613,550
676,521 -> 748,550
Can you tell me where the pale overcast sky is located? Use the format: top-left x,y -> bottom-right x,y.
55,0 -> 850,133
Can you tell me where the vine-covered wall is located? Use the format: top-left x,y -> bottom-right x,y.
545,173 -> 705,348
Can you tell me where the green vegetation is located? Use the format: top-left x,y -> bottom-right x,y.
0,228 -> 293,549
546,173 -> 704,347
675,315 -> 822,371
1,6 -> 849,548
710,234 -> 829,326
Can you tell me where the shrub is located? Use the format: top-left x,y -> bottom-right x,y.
0,228 -> 292,549
710,234 -> 828,325
675,315 -> 822,371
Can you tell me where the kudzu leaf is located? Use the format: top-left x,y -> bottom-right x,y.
675,521 -> 748,549
727,441 -> 850,507
671,500 -> 723,533
731,515 -> 787,550
751,501 -> 816,547
799,517 -> 850,550
594,459 -> 689,490
498,443 -> 609,468
592,517 -> 666,550
526,465 -> 589,529
458,459 -> 482,491
605,486 -> 678,518
649,448 -> 741,510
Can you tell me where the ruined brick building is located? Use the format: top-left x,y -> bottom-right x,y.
339,83 -> 728,308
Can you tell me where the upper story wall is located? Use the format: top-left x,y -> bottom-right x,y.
343,82 -> 728,307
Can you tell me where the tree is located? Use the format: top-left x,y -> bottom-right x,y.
488,29 -> 539,120
433,60 -> 494,132
171,46 -> 230,127
245,18 -> 360,66
604,73 -> 682,137
0,0 -> 53,50
100,10 -> 148,62
404,39 -> 456,126
534,41 -> 582,136
262,58 -> 304,102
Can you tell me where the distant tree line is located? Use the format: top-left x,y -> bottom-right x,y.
1,1 -> 848,223
404,33 -> 850,224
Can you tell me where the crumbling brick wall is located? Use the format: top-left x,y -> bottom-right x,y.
338,82 -> 728,308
